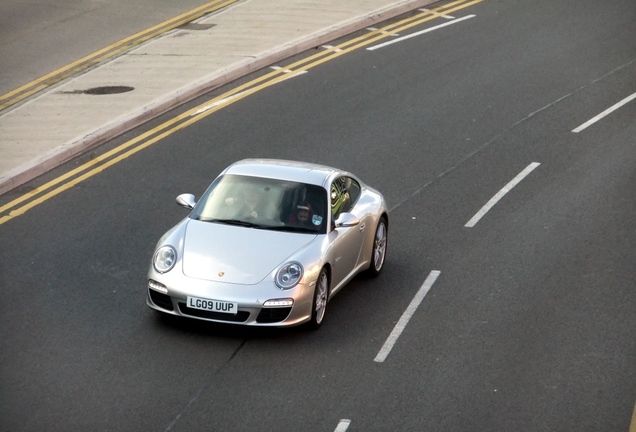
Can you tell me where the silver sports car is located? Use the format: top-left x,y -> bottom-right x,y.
147,159 -> 388,328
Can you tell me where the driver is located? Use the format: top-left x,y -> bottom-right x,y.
295,205 -> 311,225
289,203 -> 314,227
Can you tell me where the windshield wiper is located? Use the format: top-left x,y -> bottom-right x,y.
195,217 -> 317,232
264,225 -> 317,233
198,218 -> 260,228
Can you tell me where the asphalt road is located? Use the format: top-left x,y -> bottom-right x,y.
1,0 -> 635,431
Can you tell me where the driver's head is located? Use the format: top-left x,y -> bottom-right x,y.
296,205 -> 310,222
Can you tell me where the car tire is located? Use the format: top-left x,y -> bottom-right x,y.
367,216 -> 388,277
309,267 -> 329,329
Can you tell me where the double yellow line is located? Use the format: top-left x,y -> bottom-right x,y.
0,0 -> 483,226
0,0 -> 238,112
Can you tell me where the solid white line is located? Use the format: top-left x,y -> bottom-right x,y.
367,15 -> 475,51
465,162 -> 541,228
374,270 -> 441,363
334,419 -> 351,432
572,92 -> 636,133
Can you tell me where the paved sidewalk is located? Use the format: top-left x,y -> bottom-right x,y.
0,0 -> 434,195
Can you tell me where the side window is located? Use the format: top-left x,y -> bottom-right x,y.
347,178 -> 361,205
330,176 -> 360,220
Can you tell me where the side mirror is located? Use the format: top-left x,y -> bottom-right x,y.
334,212 -> 360,228
176,193 -> 196,210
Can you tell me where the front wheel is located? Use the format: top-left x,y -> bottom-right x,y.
309,267 -> 329,329
367,217 -> 388,277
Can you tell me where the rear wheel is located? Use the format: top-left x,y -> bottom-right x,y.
309,267 -> 329,329
367,217 -> 388,277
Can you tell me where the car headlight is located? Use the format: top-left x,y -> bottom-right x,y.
275,262 -> 303,289
153,246 -> 177,273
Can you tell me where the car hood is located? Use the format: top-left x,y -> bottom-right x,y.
181,219 -> 316,284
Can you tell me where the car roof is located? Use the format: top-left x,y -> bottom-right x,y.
222,159 -> 346,186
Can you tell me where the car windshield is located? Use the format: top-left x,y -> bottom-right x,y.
191,174 -> 328,234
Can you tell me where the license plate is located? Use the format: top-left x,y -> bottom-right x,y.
186,296 -> 238,315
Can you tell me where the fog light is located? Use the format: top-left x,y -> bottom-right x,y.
148,279 -> 168,294
263,298 -> 294,307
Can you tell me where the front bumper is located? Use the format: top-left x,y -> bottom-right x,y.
146,276 -> 315,326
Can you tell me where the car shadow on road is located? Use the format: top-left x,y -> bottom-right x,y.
150,311 -> 310,340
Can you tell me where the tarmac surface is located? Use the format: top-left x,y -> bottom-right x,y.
0,0 -> 436,195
